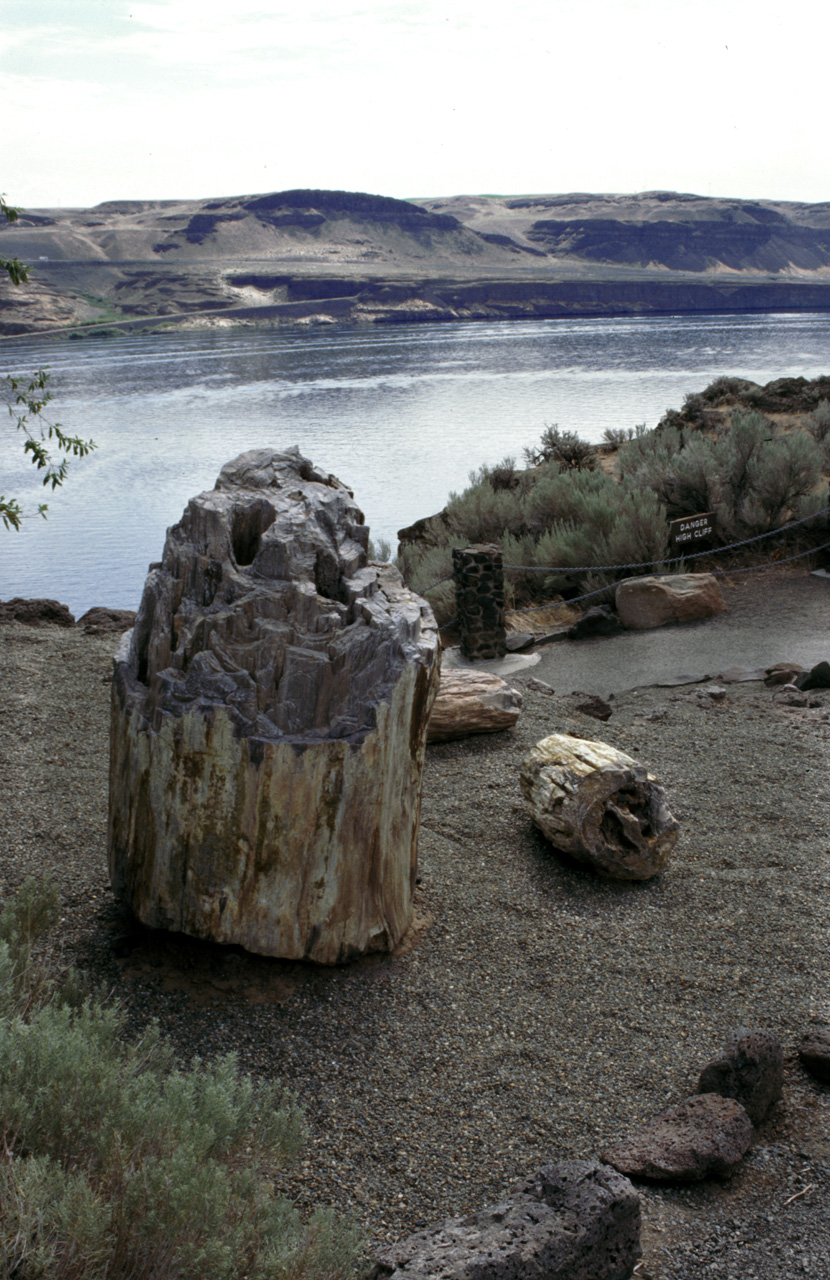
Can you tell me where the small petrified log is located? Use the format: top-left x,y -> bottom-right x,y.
764,662 -> 804,687
427,669 -> 522,743
108,447 -> 440,964
520,733 -> 678,879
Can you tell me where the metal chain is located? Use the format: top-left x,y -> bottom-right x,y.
421,573 -> 454,593
503,540 -> 830,616
500,504 -> 830,576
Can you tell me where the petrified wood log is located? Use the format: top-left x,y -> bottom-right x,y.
108,447 -> 440,964
427,669 -> 522,743
520,733 -> 678,880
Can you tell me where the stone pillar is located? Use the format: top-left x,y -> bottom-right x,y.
452,543 -> 506,661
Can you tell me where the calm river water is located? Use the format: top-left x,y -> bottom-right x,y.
2,312 -> 829,615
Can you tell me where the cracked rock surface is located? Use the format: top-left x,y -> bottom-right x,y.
108,448 -> 439,963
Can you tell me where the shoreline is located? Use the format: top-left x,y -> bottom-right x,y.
4,278 -> 830,344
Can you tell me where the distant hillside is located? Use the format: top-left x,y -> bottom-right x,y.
3,188 -> 830,336
419,192 -> 830,273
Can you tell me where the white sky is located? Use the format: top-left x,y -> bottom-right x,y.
2,0 -> 826,209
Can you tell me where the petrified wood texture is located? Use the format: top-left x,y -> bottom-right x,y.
426,669 -> 522,743
520,733 -> 678,880
108,447 -> 440,964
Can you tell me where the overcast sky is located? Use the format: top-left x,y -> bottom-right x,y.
2,0 -> 825,209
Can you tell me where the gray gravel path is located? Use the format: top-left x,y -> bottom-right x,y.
532,567 -> 830,696
2,576 -> 830,1278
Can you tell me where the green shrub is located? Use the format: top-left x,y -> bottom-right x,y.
400,406 -> 827,625
618,410 -> 825,537
522,425 -> 597,471
805,398 -> 830,444
602,426 -> 636,448
532,487 -> 669,592
400,448 -> 670,621
367,536 -> 392,563
0,880 -> 361,1280
396,543 -> 455,622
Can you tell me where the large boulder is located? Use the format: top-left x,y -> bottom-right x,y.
427,668 -> 522,742
520,734 -> 678,880
615,573 -> 726,630
371,1161 -> 640,1280
108,447 -> 440,965
603,1095 -> 753,1183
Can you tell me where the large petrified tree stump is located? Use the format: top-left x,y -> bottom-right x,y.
520,733 -> 678,880
108,447 -> 440,964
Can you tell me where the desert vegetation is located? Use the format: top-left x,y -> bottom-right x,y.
0,878 -> 361,1280
398,376 -> 830,624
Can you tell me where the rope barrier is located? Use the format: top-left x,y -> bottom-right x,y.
502,540 -> 830,616
500,504 -> 830,577
415,506 -> 830,623
708,540 -> 830,577
420,573 -> 454,593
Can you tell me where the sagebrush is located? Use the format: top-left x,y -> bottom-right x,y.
0,878 -> 361,1280
399,405 -> 828,624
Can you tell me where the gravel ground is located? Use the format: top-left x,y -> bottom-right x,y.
2,579 -> 830,1279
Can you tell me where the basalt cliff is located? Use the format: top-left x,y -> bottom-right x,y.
3,188 -> 830,336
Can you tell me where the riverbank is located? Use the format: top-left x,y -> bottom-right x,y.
4,273 -> 830,344
2,572 -> 830,1278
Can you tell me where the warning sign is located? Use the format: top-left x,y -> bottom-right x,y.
669,512 -> 715,549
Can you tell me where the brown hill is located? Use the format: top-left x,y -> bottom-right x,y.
3,188 -> 830,336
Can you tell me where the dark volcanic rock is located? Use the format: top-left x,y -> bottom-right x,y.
795,660 -> 830,691
505,632 -> 535,652
76,607 -> 137,636
697,1027 -> 784,1125
568,604 -> 623,639
371,1160 -> 640,1280
603,1094 -> 753,1182
0,597 -> 75,627
573,693 -> 613,722
798,1028 -> 830,1083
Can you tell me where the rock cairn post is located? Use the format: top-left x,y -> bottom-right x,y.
108,447 -> 440,964
451,543 -> 506,660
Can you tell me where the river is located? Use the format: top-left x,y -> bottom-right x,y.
1,311 -> 829,615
